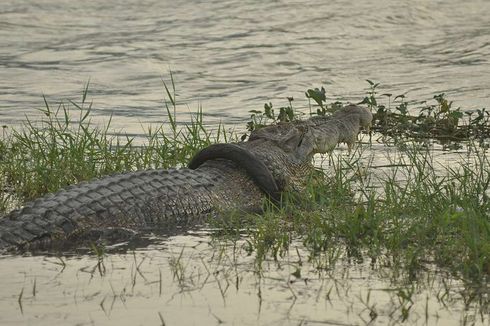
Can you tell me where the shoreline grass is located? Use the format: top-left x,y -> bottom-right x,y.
1,81 -> 489,300
0,82 -> 234,206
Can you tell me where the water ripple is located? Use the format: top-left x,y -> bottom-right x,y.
0,0 -> 489,132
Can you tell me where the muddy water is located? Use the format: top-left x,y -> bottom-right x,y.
0,234 -> 482,326
1,0 -> 489,131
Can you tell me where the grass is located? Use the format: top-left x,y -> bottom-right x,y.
0,80 -> 233,206
240,143 -> 490,281
1,80 -> 489,305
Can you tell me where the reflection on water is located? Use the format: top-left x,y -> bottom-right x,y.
1,0 -> 489,131
0,233 -> 486,326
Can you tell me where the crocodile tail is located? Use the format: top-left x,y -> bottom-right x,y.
0,168 -> 219,252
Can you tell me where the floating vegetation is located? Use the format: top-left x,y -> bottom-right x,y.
361,80 -> 490,148
248,80 -> 489,149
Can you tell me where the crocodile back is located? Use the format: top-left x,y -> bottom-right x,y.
0,165 -> 263,252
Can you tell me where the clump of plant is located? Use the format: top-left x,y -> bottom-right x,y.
245,85 -> 344,134
246,96 -> 296,132
0,80 -> 232,210
358,80 -> 490,148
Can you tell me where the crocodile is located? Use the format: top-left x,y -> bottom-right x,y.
0,104 -> 372,253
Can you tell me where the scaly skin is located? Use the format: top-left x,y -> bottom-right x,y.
0,104 -> 372,253
0,162 -> 263,252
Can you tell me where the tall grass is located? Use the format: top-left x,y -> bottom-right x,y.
0,82 -> 233,207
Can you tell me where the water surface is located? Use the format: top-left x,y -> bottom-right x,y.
1,0 -> 489,131
0,234 -> 484,325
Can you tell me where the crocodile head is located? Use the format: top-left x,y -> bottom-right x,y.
249,104 -> 372,160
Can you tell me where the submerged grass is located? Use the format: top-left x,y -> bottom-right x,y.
1,81 -> 490,313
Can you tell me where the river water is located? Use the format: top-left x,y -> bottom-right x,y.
0,234 -> 484,325
1,0 -> 490,325
1,0 -> 489,130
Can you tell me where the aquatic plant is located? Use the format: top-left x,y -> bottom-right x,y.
248,80 -> 489,149
360,80 -> 490,148
0,81 -> 232,206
